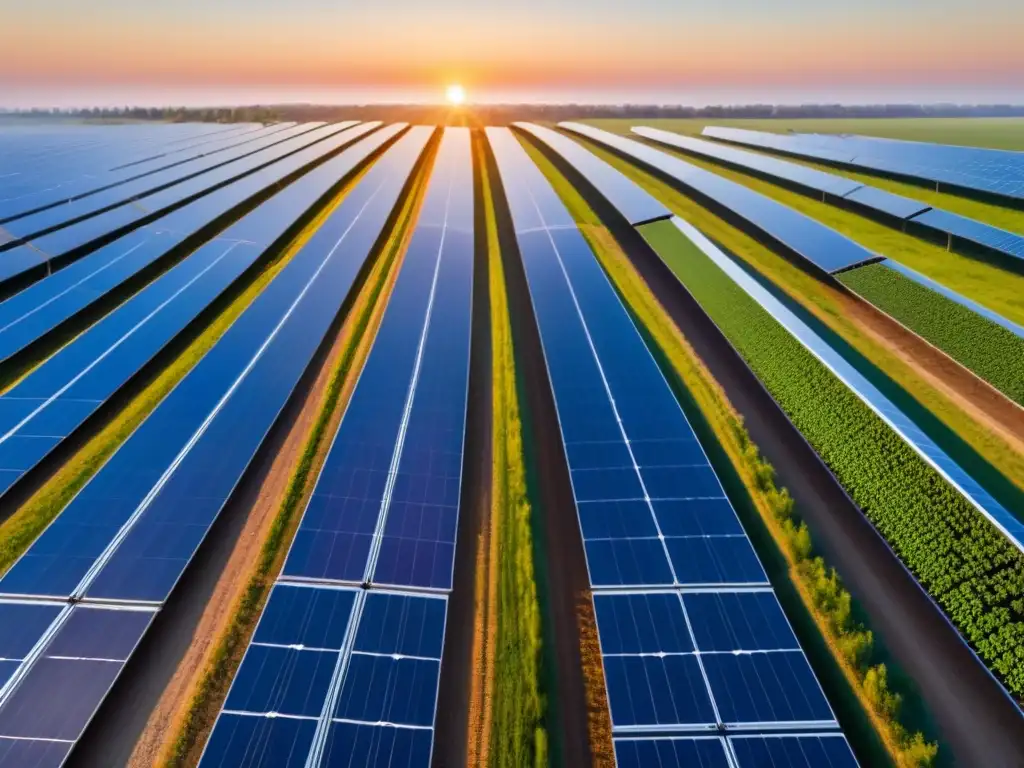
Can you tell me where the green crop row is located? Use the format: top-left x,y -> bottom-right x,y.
640,219 -> 1024,696
839,264 -> 1024,405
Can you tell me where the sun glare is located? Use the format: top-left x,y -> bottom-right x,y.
446,84 -> 466,105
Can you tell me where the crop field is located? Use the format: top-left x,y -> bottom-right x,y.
0,116 -> 1022,768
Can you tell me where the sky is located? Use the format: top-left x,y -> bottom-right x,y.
2,0 -> 1023,107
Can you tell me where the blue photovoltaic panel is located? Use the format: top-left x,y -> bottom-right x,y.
0,123 -> 297,224
1,123 -> 323,244
488,127 -> 849,753
0,123 -> 381,368
321,723 -> 433,768
0,122 -> 365,288
682,590 -> 800,652
283,128 -> 473,592
593,591 -> 832,733
514,122 -> 671,225
910,208 -> 1024,260
670,215 -> 1024,553
730,734 -> 859,768
633,127 -> 863,198
614,736 -> 731,768
0,738 -> 71,768
702,126 -> 1024,203
0,124 -> 423,605
0,124 -> 393,504
560,123 -> 882,274
842,186 -> 931,220
252,584 -> 357,649
487,126 -> 768,590
199,591 -> 446,768
0,605 -> 154,758
200,714 -> 316,768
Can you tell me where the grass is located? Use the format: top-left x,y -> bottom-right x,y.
162,145 -> 431,768
559,132 -> 1024,500
520,135 -> 937,767
588,119 -> 1024,235
840,264 -> 1024,405
477,134 -> 547,768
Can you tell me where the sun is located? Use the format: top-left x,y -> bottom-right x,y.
446,84 -> 466,106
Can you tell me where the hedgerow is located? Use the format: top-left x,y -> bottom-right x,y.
840,264 -> 1024,405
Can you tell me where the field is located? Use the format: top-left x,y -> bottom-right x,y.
587,117 -> 1024,150
2,116 -> 1024,768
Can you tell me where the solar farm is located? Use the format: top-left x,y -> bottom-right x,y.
0,116 -> 1021,768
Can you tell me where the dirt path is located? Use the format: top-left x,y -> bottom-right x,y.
835,285 -> 1024,453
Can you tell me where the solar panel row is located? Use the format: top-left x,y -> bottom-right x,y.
0,127 -> 430,767
702,126 -> 1024,203
0,123 -> 239,186
200,585 -> 446,768
633,127 -> 863,199
1,122 -> 323,246
560,123 -> 881,274
0,123 -> 382,366
513,122 -> 672,226
0,124 -> 266,221
637,127 -> 1024,266
282,128 -> 474,593
487,126 -> 855,765
669,216 -> 1024,552
0,123 -> 360,285
197,128 -> 474,768
0,125 -> 401,501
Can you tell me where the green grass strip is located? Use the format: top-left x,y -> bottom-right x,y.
840,264 -> 1024,405
639,218 -> 1024,697
481,135 -> 546,768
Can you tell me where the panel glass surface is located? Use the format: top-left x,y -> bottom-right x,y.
614,736 -> 731,768
514,122 -> 671,225
730,734 -> 859,768
560,123 -> 882,274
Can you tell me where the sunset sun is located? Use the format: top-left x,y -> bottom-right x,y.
446,84 -> 466,105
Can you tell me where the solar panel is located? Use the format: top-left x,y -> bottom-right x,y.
670,216 -> 1024,553
633,127 -> 863,198
0,605 -> 155,757
841,186 -> 931,219
0,122 -> 366,288
0,125 -> 395,505
487,125 -> 848,752
593,591 -> 833,733
200,588 -> 446,768
614,736 -> 732,768
702,126 -> 1024,204
1,122 -> 324,245
729,733 -> 859,767
0,130 -> 429,765
283,129 -> 474,591
200,128 -> 473,767
560,123 -> 881,274
910,208 -> 1024,260
513,122 -> 671,226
